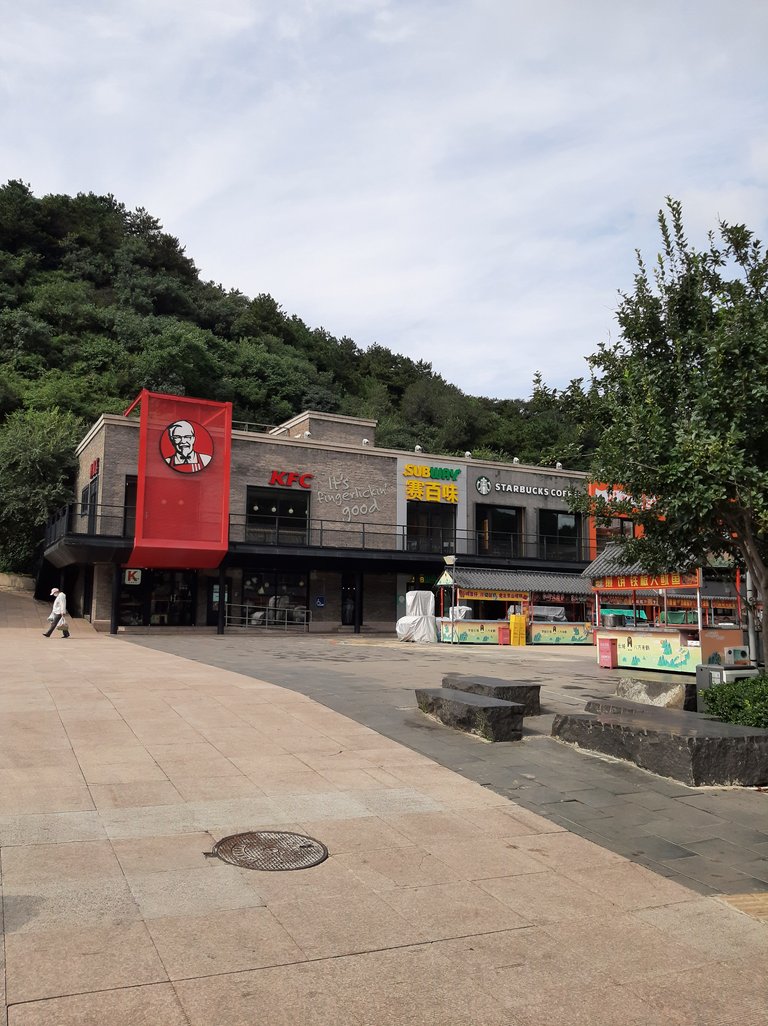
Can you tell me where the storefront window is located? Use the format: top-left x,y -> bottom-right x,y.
246,487 -> 308,544
117,569 -> 197,627
241,570 -> 309,626
538,510 -> 582,560
475,505 -> 523,557
406,501 -> 456,554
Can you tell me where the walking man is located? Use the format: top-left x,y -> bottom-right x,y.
43,587 -> 70,638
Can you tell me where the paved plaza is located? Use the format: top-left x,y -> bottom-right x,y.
0,589 -> 767,1025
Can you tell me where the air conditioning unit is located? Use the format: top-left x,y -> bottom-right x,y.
723,646 -> 750,667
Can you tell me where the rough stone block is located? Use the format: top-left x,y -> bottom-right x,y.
442,674 -> 541,716
416,687 -> 524,742
552,703 -> 768,786
615,677 -> 688,709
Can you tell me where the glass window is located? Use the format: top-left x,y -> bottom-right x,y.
475,505 -> 523,557
538,510 -> 582,560
595,517 -> 634,553
246,487 -> 308,544
242,570 -> 309,626
406,501 -> 456,554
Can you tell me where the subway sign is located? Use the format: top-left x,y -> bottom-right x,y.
403,464 -> 461,481
403,464 -> 461,504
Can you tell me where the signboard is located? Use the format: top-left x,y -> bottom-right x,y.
403,464 -> 460,504
124,569 -> 142,585
439,621 -> 501,644
460,590 -> 529,602
599,629 -> 701,673
593,571 -> 699,591
125,390 -> 232,569
531,623 -> 592,645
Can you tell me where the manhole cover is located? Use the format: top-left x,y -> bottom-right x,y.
209,831 -> 328,872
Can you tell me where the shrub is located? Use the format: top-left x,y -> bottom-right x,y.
700,674 -> 768,729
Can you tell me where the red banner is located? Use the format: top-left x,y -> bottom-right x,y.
593,571 -> 700,591
125,391 -> 232,568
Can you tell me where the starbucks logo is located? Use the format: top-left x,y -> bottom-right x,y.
476,475 -> 492,496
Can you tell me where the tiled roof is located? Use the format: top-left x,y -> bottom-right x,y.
450,567 -> 592,596
581,543 -> 645,578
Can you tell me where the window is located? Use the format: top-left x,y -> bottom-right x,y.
123,476 -> 137,538
595,517 -> 635,553
475,505 -> 523,557
538,510 -> 582,560
406,501 -> 456,554
246,487 -> 308,544
241,570 -> 309,626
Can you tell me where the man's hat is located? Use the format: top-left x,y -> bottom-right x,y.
50,588 -> 60,595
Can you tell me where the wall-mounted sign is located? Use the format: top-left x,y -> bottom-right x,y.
403,464 -> 461,481
315,596 -> 326,608
476,476 -> 492,495
89,458 -> 100,479
594,572 -> 700,591
160,419 -> 214,474
124,389 -> 232,570
269,470 -> 313,488
124,569 -> 142,585
494,482 -> 571,498
461,589 -> 529,602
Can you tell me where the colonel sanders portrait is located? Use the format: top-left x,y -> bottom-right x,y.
164,420 -> 212,473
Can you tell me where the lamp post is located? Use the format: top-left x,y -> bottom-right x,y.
444,554 -> 456,645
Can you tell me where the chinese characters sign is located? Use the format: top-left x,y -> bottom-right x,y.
403,464 -> 461,504
593,571 -> 700,591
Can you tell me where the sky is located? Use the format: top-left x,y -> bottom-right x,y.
2,0 -> 767,400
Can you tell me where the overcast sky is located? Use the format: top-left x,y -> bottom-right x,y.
2,1 -> 767,399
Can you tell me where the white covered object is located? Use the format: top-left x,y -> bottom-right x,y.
396,590 -> 438,643
447,605 -> 472,621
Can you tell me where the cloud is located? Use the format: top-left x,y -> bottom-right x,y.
1,0 -> 767,398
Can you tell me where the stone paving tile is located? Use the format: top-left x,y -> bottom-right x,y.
477,869 -> 618,925
87,780 -> 186,809
4,921 -> 168,1003
0,840 -> 123,886
110,831 -> 215,875
123,864 -> 265,919
637,896 -> 768,960
7,983 -> 189,1026
174,962 -> 366,1026
268,889 -> 425,958
0,811 -> 106,847
297,815 -> 414,854
380,880 -> 532,939
146,906 -> 306,979
624,960 -> 768,1025
2,877 -> 141,934
509,829 -> 625,870
560,861 -> 697,910
659,854 -> 768,892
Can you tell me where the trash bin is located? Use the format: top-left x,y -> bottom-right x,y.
597,636 -> 618,668
498,625 -> 510,646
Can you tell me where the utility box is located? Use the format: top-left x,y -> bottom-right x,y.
598,636 -> 618,668
706,665 -> 760,686
723,646 -> 750,666
497,625 -> 510,646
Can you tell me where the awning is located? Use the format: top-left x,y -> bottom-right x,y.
440,567 -> 592,596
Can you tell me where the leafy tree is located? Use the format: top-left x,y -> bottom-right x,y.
574,199 -> 768,664
0,407 -> 82,572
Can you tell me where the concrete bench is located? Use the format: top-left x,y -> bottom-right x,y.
442,674 -> 542,716
416,688 -> 524,742
552,697 -> 768,786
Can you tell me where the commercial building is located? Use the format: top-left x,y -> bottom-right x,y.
43,391 -> 595,633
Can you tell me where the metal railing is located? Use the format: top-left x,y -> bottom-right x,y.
46,502 -> 592,563
226,602 -> 311,631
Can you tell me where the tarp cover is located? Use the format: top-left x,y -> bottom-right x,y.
396,590 -> 437,643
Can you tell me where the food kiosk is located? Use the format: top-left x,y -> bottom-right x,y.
587,546 -> 744,673
436,568 -> 593,645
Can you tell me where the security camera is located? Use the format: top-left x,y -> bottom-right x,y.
415,444 -> 422,452
362,438 -> 369,446
513,457 -> 520,464
464,451 -> 472,458
303,430 -> 311,438
556,461 -> 563,469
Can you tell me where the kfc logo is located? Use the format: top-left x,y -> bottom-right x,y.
160,419 -> 214,474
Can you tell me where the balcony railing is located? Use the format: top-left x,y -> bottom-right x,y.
46,503 -> 592,563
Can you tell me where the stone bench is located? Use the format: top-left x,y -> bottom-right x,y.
552,697 -> 768,786
415,688 -> 525,742
442,673 -> 542,716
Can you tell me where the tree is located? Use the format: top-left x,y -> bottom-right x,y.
0,407 -> 82,572
575,198 -> 768,664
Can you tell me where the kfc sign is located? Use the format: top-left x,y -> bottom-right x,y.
124,569 -> 142,585
269,470 -> 313,489
89,458 -> 100,479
